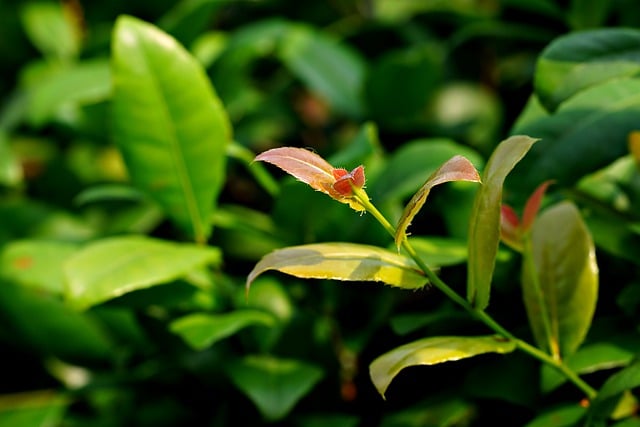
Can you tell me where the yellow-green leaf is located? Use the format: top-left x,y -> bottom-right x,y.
395,155 -> 480,249
522,201 -> 598,359
370,335 -> 516,398
467,135 -> 538,309
246,243 -> 428,294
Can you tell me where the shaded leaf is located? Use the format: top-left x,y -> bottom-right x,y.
467,135 -> 538,309
587,358 -> 640,424
522,180 -> 554,231
170,310 -> 275,350
524,404 -> 587,427
112,15 -> 231,243
395,155 -> 480,248
0,132 -> 22,186
535,28 -> 640,112
64,236 -> 220,310
279,24 -> 366,117
404,237 -> 469,267
370,335 -> 516,398
228,355 -> 323,421
246,243 -> 428,295
523,201 -> 598,359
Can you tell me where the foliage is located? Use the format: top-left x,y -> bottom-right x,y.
1,1 -> 640,426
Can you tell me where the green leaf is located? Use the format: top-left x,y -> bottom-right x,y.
170,310 -> 275,350
541,337 -> 640,393
524,404 -> 587,427
395,155 -> 480,248
370,335 -> 516,398
279,24 -> 366,118
535,28 -> 640,111
0,132 -> 22,187
26,59 -> 111,127
157,0 -> 223,47
227,355 -> 324,421
587,358 -> 640,424
112,15 -> 231,243
64,236 -> 220,310
20,2 -> 81,60
0,280 -> 112,362
0,391 -> 68,427
511,78 -> 640,198
366,44 -> 444,129
523,201 -> 598,359
0,239 -> 78,294
404,237 -> 469,267
369,138 -> 484,202
246,243 -> 428,294
467,135 -> 537,309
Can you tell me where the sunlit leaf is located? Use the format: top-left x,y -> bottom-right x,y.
522,201 -> 598,359
535,28 -> 640,112
0,240 -> 78,294
246,243 -> 428,295
112,15 -> 231,243
228,355 -> 324,421
467,135 -> 538,309
395,155 -> 480,248
370,335 -> 516,398
65,236 -> 220,310
170,310 -> 275,350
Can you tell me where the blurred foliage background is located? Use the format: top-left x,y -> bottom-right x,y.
1,0 -> 640,426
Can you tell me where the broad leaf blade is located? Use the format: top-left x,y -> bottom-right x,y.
535,28 -> 640,112
112,15 -> 231,243
370,335 -> 516,398
522,201 -> 598,359
279,24 -> 366,118
395,155 -> 480,248
228,355 -> 324,421
170,310 -> 275,350
467,135 -> 537,309
510,78 -> 640,197
246,243 -> 428,294
64,236 -> 220,310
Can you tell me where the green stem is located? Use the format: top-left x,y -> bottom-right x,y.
227,142 -> 279,197
351,188 -> 597,400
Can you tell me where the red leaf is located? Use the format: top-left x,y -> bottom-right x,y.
332,166 -> 365,196
500,205 -> 522,251
522,180 -> 554,231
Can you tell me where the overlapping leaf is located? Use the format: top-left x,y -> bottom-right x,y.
370,335 -> 516,398
467,135 -> 537,309
395,155 -> 480,248
246,242 -> 428,295
522,201 -> 598,359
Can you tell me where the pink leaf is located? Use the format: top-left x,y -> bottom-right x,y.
333,166 -> 366,196
255,147 -> 335,194
500,205 -> 523,251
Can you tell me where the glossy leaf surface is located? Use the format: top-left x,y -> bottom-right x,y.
467,135 -> 537,309
395,155 -> 480,248
522,201 -> 598,358
510,78 -> 640,197
65,236 -> 220,310
112,16 -> 231,242
535,28 -> 640,112
370,335 -> 516,398
247,243 -> 428,294
170,310 -> 275,350
228,355 -> 323,421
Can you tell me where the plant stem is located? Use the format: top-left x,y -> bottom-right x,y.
351,188 -> 598,400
